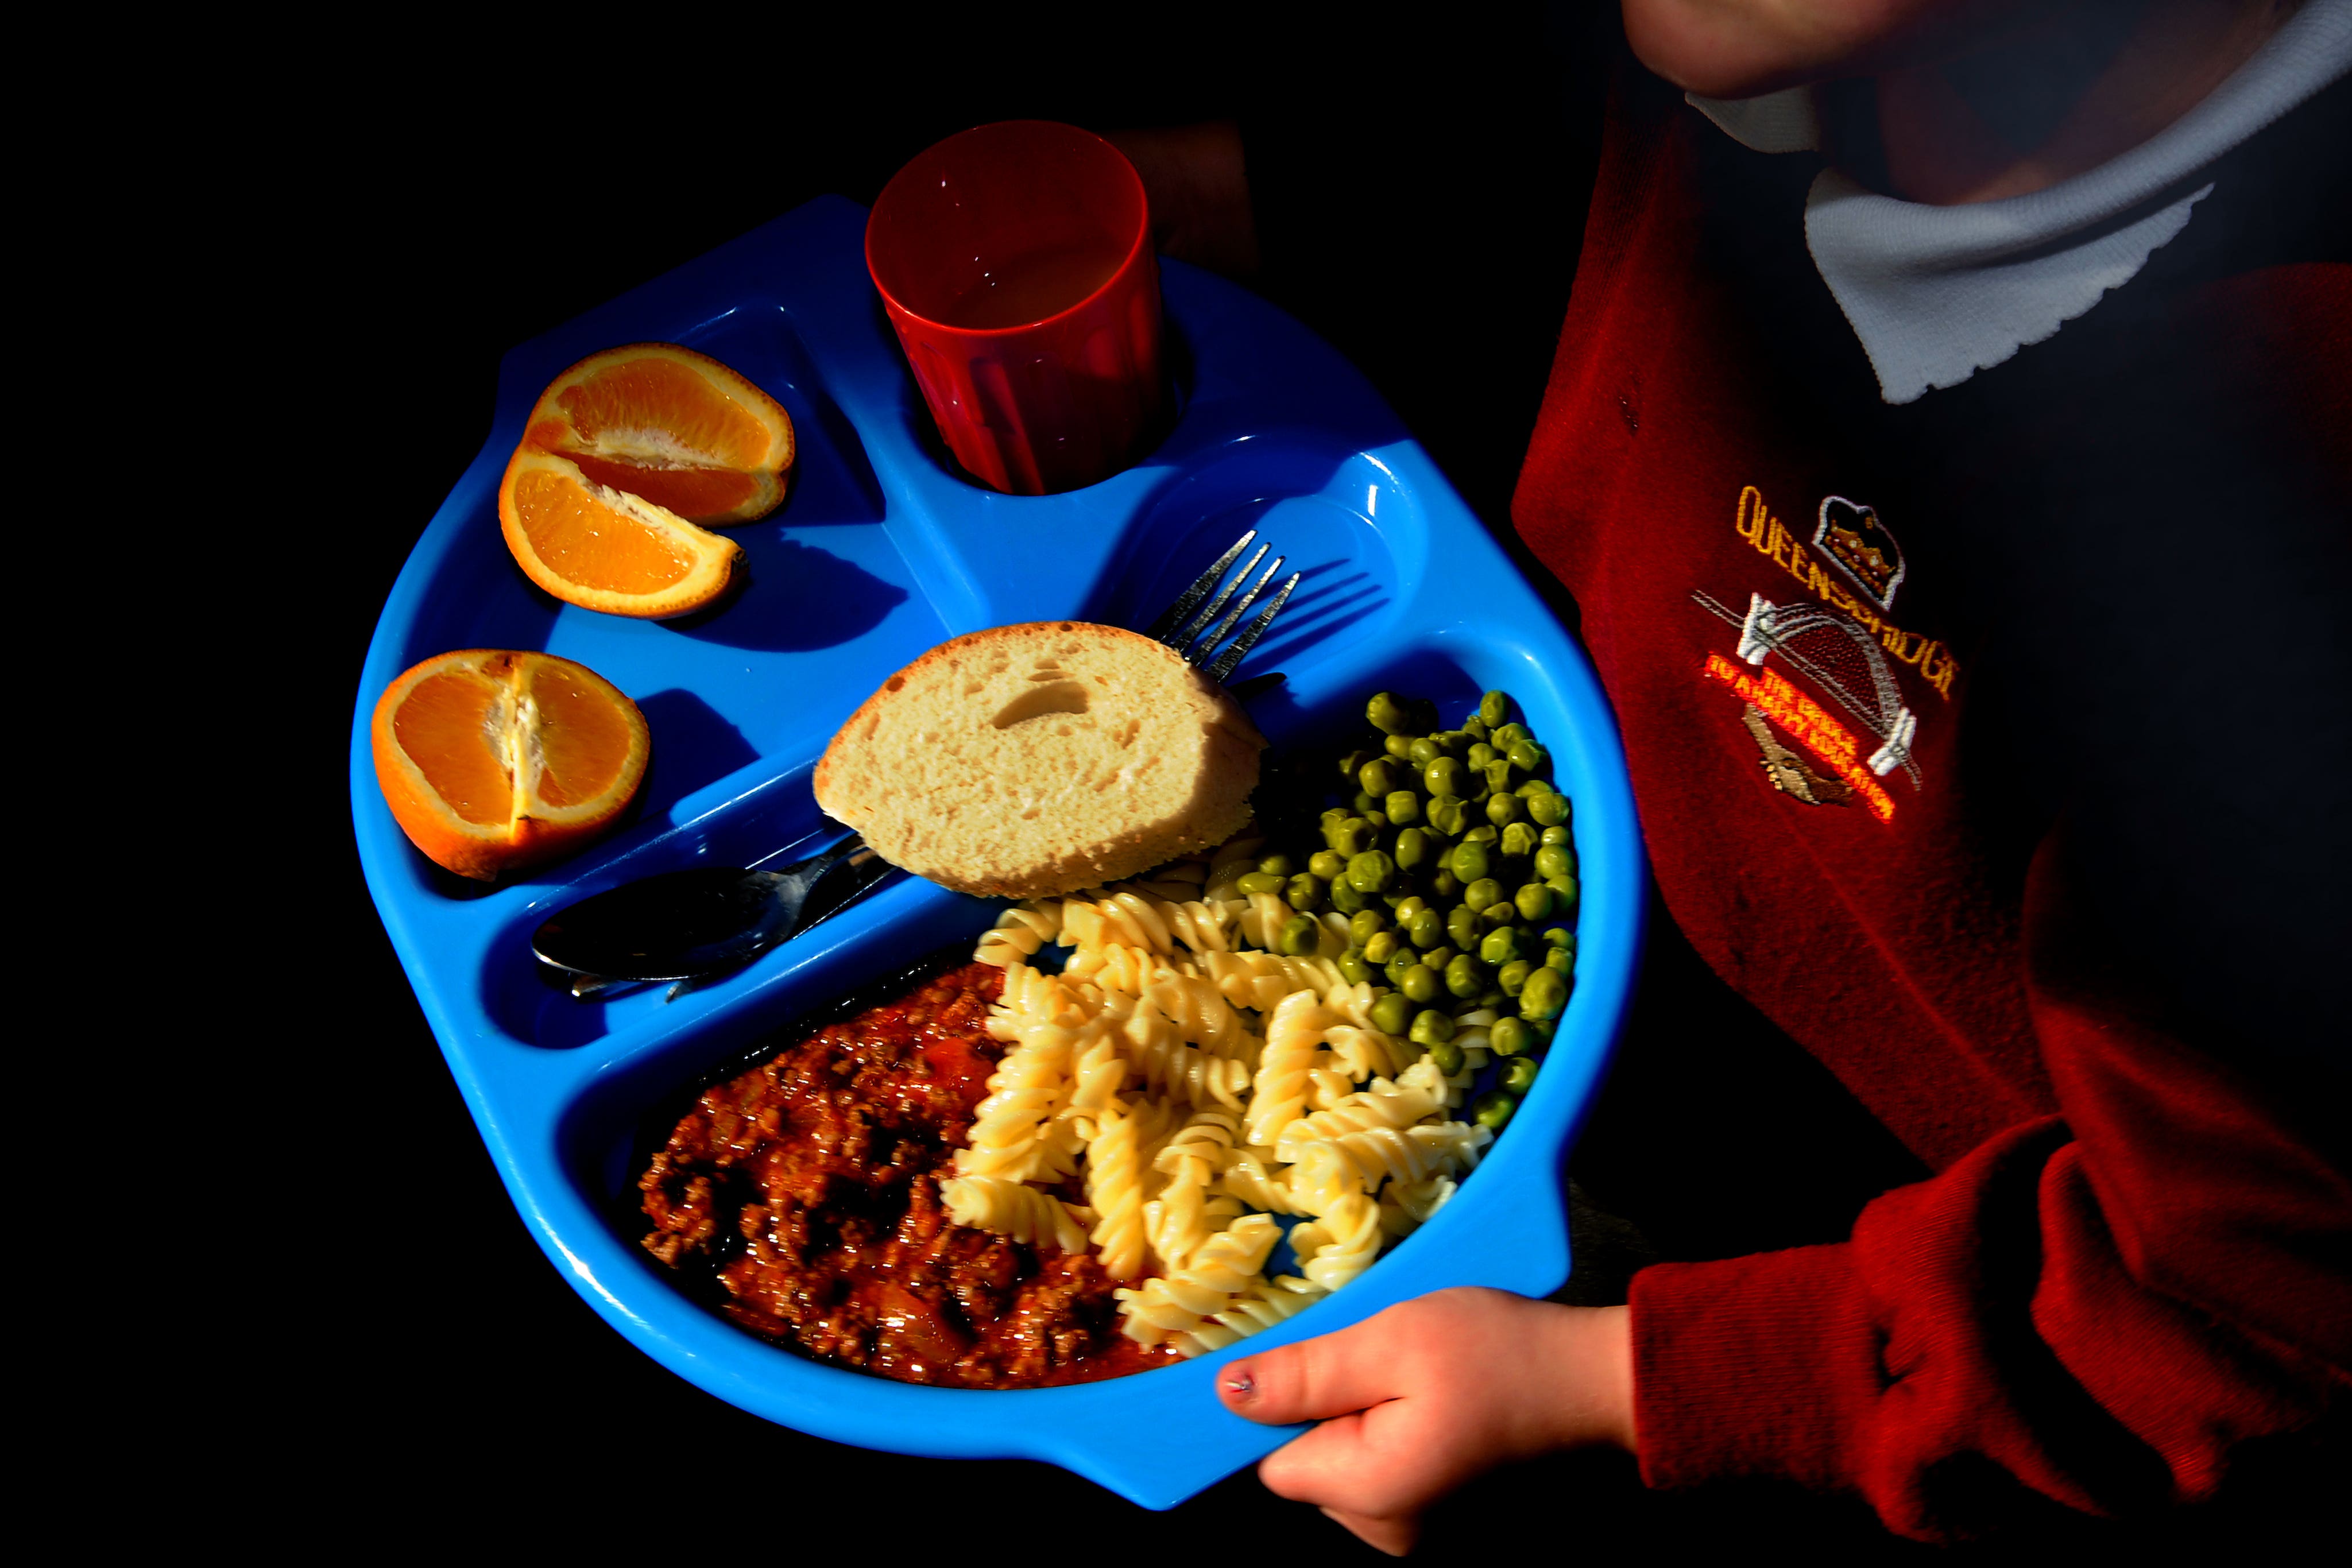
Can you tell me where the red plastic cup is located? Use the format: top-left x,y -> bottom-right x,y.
866,121 -> 1165,496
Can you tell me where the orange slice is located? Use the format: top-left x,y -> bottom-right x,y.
499,448 -> 744,618
372,649 -> 651,881
523,342 -> 795,525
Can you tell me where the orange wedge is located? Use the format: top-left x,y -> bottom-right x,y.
499,448 -> 744,618
523,342 -> 794,525
372,649 -> 651,881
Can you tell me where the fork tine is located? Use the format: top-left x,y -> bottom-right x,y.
1203,571 -> 1299,683
1186,554 -> 1284,665
1171,542 -> 1268,651
1145,531 -> 1255,645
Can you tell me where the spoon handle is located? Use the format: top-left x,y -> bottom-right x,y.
777,833 -> 895,937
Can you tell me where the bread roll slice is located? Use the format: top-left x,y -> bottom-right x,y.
815,622 -> 1264,899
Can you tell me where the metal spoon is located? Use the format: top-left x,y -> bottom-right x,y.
532,834 -> 895,998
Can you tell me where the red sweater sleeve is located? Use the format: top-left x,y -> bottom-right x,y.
1628,847 -> 2351,1540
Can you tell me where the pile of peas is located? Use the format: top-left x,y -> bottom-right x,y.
1236,689 -> 1577,1132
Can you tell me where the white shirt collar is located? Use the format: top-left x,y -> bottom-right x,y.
1688,0 -> 2352,404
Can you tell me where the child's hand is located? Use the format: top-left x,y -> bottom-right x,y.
1217,1290 -> 1634,1557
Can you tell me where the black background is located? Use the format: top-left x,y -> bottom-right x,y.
208,7 -> 2332,1558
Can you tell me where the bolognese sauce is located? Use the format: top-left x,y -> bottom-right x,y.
637,961 -> 1179,1388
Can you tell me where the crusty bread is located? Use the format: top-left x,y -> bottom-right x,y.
814,622 -> 1265,898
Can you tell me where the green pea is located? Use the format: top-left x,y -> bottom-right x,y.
1446,903 -> 1481,950
1277,914 -> 1319,957
1492,722 -> 1531,752
1461,714 -> 1491,742
1363,929 -> 1401,965
1345,851 -> 1395,894
1540,823 -> 1573,846
1286,874 -> 1325,912
1351,790 -> 1380,816
1408,736 -> 1441,766
1370,992 -> 1413,1036
1491,1016 -> 1533,1056
1500,1056 -> 1540,1095
1339,748 -> 1378,781
1423,757 -> 1464,798
1480,926 -> 1526,966
1527,1018 -> 1557,1047
1548,874 -> 1580,914
1485,791 -> 1524,827
1472,1090 -> 1517,1132
1515,882 -> 1554,922
1395,895 -> 1430,924
1347,907 -> 1387,943
1236,870 -> 1283,897
1479,690 -> 1511,727
1401,964 -> 1440,1004
1498,959 -> 1533,997
1409,907 -> 1446,949
1385,790 -> 1422,826
1466,741 -> 1497,771
1382,733 -> 1415,762
1367,691 -> 1413,735
1309,849 -> 1348,881
1383,951 -> 1415,989
1327,819 -> 1369,857
1409,1008 -> 1458,1047
1337,949 -> 1371,985
1429,868 -> 1463,900
1359,760 -> 1396,799
1320,806 -> 1350,827
1426,796 -> 1467,836
1510,740 -> 1549,776
1392,827 -> 1433,873
1421,942 -> 1457,971
1544,944 -> 1576,976
1521,965 -> 1568,1020
1257,854 -> 1295,878
1500,822 -> 1540,860
1463,823 -> 1499,846
1457,877 -> 1496,912
1445,953 -> 1486,998
1528,791 -> 1568,827
1432,730 -> 1469,756
1449,841 -> 1491,884
1484,759 -> 1518,794
1477,988 -> 1508,1011
1534,845 -> 1573,882
1328,877 -> 1368,915
1545,928 -> 1575,950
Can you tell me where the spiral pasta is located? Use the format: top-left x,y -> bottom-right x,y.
1293,1192 -> 1383,1292
974,903 -> 1063,967
1182,1273 -> 1328,1353
1123,1002 -> 1254,1110
962,819 -> 1504,1358
1244,989 -> 1334,1149
940,1174 -> 1096,1255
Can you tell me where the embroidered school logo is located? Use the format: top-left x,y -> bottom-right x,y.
1813,495 -> 1904,611
1687,484 -> 1956,823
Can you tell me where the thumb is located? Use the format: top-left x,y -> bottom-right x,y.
1218,1315 -> 1404,1426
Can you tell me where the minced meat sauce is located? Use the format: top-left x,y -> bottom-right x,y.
637,961 -> 1179,1388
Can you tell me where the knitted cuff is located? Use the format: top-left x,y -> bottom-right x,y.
1630,1243 -> 1882,1493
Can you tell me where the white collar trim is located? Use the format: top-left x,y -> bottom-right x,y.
1688,0 -> 2352,404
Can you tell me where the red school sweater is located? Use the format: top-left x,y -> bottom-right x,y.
1511,67 -> 2351,1538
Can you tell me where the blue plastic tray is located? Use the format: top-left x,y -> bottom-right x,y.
350,194 -> 1645,1509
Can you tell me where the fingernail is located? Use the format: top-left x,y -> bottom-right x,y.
1223,1368 -> 1255,1398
